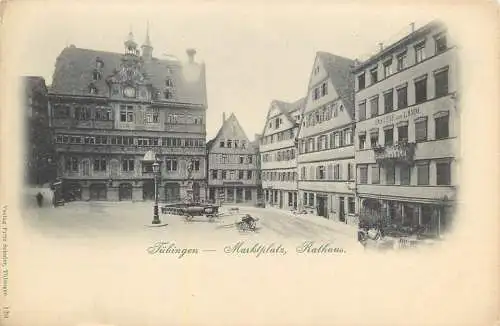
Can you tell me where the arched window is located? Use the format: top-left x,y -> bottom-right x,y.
165,79 -> 174,87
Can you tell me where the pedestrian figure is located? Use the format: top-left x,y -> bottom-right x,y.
36,192 -> 44,208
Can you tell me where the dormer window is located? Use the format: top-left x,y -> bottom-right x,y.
89,84 -> 98,94
96,58 -> 104,69
92,70 -> 102,81
165,79 -> 174,87
164,90 -> 173,99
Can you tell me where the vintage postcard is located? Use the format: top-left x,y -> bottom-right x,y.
0,1 -> 498,325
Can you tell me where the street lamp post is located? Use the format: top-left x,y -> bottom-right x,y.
152,160 -> 161,224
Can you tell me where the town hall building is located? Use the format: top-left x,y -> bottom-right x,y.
48,28 -> 208,201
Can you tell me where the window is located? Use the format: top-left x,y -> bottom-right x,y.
312,88 -> 319,100
370,132 -> 379,147
318,166 -> 325,180
415,77 -> 427,104
89,85 -> 98,94
344,129 -> 352,145
93,157 -> 107,172
321,82 -> 328,96
358,101 -> 366,121
122,158 -> 135,172
247,170 -> 253,179
397,52 -> 407,71
415,119 -> 428,142
84,136 -> 95,144
92,71 -> 101,81
348,163 -> 354,181
316,137 -> 322,151
75,106 -> 91,120
308,193 -> 314,207
120,105 -> 134,122
436,161 -> 451,185
238,170 -> 244,179
385,165 -> 395,185
400,165 -> 411,185
96,59 -> 104,69
95,107 -> 112,121
226,140 -> 232,148
384,90 -> 393,113
371,165 -> 380,184
397,86 -> 408,109
415,42 -> 426,63
435,34 -> 447,54
370,96 -> 379,117
53,104 -> 70,118
398,125 -> 408,142
239,156 -> 244,164
348,197 -> 355,214
434,68 -> 449,97
383,60 -> 392,78
435,114 -> 449,139
219,141 -> 225,148
66,156 -> 79,172
211,169 -> 218,179
165,79 -> 173,87
230,170 -> 235,180
359,134 -> 366,150
222,170 -> 227,179
359,166 -> 368,184
370,68 -> 378,84
384,128 -> 394,146
358,73 -> 365,90
417,162 -> 430,185
165,158 -> 178,171
164,90 -> 173,99
334,133 -> 340,148
193,159 -> 200,171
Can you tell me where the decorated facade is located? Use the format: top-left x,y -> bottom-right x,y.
260,98 -> 304,210
206,113 -> 260,205
296,52 -> 357,223
48,29 -> 208,201
353,21 -> 458,236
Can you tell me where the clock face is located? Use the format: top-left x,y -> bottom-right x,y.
123,86 -> 136,98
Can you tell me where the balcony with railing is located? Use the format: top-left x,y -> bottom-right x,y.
373,141 -> 416,166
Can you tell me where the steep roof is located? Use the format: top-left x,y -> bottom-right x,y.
316,51 -> 355,118
271,96 -> 306,122
50,46 -> 207,105
207,113 -> 251,152
260,97 -> 305,137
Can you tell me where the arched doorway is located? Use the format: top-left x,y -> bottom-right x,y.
165,182 -> 180,203
89,184 -> 107,201
119,183 -> 133,201
192,182 -> 200,202
143,180 -> 154,200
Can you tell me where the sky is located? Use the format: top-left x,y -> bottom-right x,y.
5,1 -> 442,140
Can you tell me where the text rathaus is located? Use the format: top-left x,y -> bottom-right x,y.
48,30 -> 208,201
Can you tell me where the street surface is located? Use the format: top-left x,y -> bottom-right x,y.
10,202 -> 455,326
14,201 -> 367,326
22,201 -> 361,250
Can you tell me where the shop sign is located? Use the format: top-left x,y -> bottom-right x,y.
375,107 -> 422,126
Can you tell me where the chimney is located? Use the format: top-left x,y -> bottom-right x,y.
222,112 -> 226,123
378,42 -> 384,52
186,48 -> 196,63
410,22 -> 415,33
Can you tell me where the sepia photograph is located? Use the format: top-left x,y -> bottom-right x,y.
1,1 -> 498,325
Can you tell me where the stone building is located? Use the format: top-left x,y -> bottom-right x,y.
296,52 -> 357,223
206,113 -> 260,205
48,29 -> 208,201
24,76 -> 57,185
260,98 -> 304,210
353,21 -> 458,235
